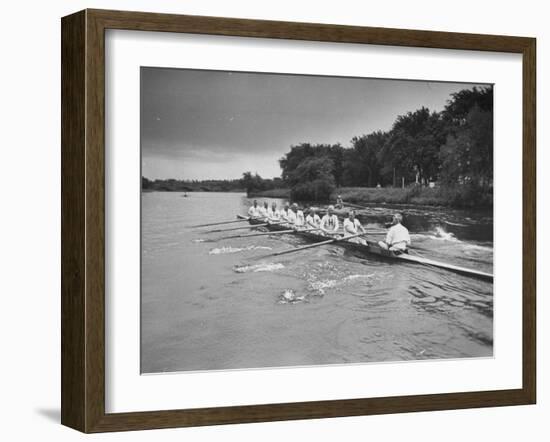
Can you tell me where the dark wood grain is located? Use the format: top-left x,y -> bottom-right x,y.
522,38 -> 537,403
61,10 -> 86,431
61,9 -> 537,433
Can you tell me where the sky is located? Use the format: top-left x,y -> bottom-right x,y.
141,68 -> 488,180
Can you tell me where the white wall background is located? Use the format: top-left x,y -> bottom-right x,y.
0,0 -> 546,440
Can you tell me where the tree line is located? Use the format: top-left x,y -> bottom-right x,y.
244,86 -> 493,204
141,175 -> 284,193
142,177 -> 244,192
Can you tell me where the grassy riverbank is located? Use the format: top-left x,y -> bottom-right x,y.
334,186 -> 492,209
251,185 -> 492,209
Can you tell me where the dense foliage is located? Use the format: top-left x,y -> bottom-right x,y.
141,177 -> 244,192
240,172 -> 284,195
278,86 -> 493,205
141,175 -> 284,194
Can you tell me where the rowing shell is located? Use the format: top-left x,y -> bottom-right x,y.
238,215 -> 493,282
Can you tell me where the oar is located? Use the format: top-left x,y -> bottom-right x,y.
216,226 -> 320,240
217,229 -> 295,239
204,223 -> 270,233
344,202 -> 370,210
258,231 -> 369,258
189,218 -> 249,228
204,220 -> 286,234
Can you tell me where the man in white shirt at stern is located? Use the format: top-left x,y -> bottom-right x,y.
378,213 -> 411,253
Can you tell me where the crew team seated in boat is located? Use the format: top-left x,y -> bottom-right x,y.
248,200 -> 261,218
305,208 -> 321,229
267,202 -> 280,222
259,201 -> 269,218
343,210 -> 367,244
320,205 -> 340,236
378,213 -> 411,253
292,203 -> 305,227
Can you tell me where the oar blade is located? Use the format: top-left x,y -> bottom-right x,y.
189,218 -> 249,228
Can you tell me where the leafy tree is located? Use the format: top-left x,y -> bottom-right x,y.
327,144 -> 345,187
279,143 -> 345,187
443,86 -> 493,128
343,131 -> 387,187
287,156 -> 336,201
241,171 -> 267,195
440,105 -> 493,188
379,107 -> 444,185
142,176 -> 152,189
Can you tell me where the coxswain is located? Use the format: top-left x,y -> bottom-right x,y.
378,213 -> 411,253
335,195 -> 344,209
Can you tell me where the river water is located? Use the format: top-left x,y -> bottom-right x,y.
141,191 -> 493,373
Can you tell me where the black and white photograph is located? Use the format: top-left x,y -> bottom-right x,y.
140,67 -> 494,374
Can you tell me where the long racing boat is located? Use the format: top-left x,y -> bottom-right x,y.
238,215 -> 493,282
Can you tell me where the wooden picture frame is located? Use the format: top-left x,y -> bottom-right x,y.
61,9 -> 536,433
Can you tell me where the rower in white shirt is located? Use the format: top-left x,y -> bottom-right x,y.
320,206 -> 340,236
343,210 -> 367,245
258,201 -> 269,218
279,204 -> 288,221
248,200 -> 261,218
305,208 -> 321,229
286,204 -> 297,225
292,203 -> 305,228
279,204 -> 287,222
267,202 -> 280,222
378,213 -> 411,253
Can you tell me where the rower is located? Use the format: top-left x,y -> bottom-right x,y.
320,205 -> 340,236
292,203 -> 305,228
279,203 -> 292,225
283,203 -> 297,225
378,213 -> 411,253
343,210 -> 367,244
305,208 -> 321,229
335,195 -> 344,209
267,202 -> 280,222
259,201 -> 269,218
248,200 -> 261,218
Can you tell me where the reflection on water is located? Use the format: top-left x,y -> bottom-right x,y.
141,192 -> 493,373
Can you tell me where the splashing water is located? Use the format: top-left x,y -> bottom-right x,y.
234,262 -> 285,273
209,245 -> 272,255
278,289 -> 307,304
432,227 -> 458,241
307,273 -> 374,295
343,274 -> 375,281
